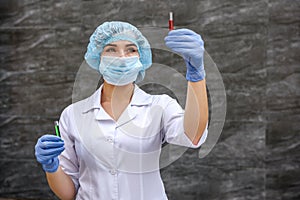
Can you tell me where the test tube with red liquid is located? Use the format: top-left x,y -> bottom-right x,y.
169,12 -> 174,31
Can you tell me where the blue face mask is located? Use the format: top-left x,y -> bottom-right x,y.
99,56 -> 143,86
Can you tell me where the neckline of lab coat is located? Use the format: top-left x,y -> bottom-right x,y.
81,84 -> 153,122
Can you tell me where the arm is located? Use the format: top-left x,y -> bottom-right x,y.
46,167 -> 76,200
184,80 -> 208,145
165,28 -> 208,145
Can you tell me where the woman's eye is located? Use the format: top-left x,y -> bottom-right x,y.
105,48 -> 116,52
127,48 -> 138,53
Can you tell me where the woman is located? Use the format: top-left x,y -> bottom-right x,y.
35,21 -> 208,200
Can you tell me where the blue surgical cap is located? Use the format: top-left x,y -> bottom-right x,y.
84,21 -> 152,83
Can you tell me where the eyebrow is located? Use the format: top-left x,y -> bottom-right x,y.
105,44 -> 137,47
105,44 -> 117,47
125,44 -> 137,47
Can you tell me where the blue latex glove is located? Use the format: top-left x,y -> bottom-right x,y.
164,29 -> 205,82
35,135 -> 65,173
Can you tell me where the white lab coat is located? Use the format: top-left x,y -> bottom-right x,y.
59,84 -> 208,200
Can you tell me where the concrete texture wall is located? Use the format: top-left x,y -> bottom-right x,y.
0,0 -> 299,199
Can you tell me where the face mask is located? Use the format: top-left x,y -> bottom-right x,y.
99,56 -> 143,86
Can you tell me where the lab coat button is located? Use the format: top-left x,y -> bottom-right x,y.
106,136 -> 113,143
109,169 -> 117,175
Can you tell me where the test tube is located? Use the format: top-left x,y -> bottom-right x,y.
169,12 -> 174,31
54,121 -> 61,137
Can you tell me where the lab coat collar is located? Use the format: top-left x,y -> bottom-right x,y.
82,84 -> 152,114
81,87 -> 102,114
130,85 -> 152,106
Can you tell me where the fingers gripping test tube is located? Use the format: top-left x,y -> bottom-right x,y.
169,12 -> 174,30
54,121 -> 61,137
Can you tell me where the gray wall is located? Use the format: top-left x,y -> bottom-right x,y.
0,0 -> 299,199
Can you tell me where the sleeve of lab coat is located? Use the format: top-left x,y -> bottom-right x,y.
161,95 -> 208,148
58,105 -> 80,191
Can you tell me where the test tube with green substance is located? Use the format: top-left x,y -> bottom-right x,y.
54,121 -> 61,137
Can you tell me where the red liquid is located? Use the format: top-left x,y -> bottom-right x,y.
169,20 -> 174,30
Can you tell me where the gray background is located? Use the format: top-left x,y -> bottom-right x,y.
0,0 -> 299,199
